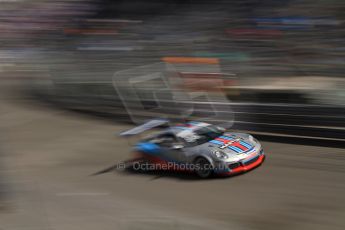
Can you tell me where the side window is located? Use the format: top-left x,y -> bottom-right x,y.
156,134 -> 177,147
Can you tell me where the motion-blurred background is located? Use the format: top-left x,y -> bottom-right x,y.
2,0 -> 345,138
0,1 -> 344,230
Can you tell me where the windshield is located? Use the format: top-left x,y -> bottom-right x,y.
180,125 -> 224,146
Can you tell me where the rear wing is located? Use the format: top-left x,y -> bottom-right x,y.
119,119 -> 169,137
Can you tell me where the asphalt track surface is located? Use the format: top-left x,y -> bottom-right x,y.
1,82 -> 345,230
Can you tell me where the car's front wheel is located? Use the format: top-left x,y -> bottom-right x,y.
194,157 -> 213,178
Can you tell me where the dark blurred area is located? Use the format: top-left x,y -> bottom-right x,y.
2,0 -> 344,139
0,0 -> 344,104
0,1 -> 345,229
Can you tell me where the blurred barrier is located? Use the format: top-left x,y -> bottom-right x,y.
29,80 -> 345,146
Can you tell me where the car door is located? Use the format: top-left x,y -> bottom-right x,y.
154,133 -> 183,163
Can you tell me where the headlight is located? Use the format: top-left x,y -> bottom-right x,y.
212,150 -> 228,159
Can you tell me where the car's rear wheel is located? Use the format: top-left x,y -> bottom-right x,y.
194,157 -> 213,178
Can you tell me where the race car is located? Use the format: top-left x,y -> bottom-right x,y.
121,120 -> 265,178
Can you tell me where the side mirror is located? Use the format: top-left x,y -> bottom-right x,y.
172,144 -> 184,150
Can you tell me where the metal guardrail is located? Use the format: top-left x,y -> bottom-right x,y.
30,84 -> 345,145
